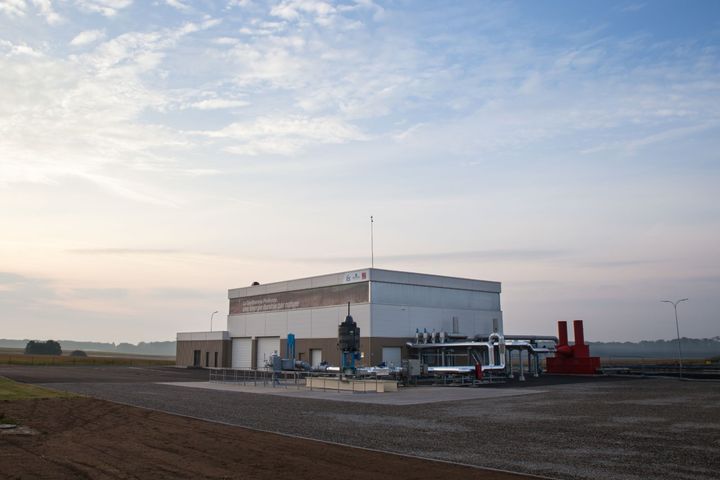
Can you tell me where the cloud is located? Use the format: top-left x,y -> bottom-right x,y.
0,39 -> 44,57
579,259 -> 660,268
188,98 -> 250,110
0,271 -> 58,304
70,29 -> 106,46
686,275 -> 720,284
0,272 -> 35,285
0,0 -> 62,24
619,3 -> 646,13
74,0 -> 133,17
270,0 -> 337,25
580,122 -> 719,156
0,20 -> 221,204
80,173 -> 181,206
0,1 -> 27,18
145,287 -> 216,299
164,0 -> 190,12
294,249 -> 570,264
226,0 -> 252,8
33,0 -> 63,24
67,248 -> 183,255
195,115 -> 367,155
69,287 -> 130,299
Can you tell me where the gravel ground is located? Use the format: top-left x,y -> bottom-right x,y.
2,397 -> 532,480
27,373 -> 720,480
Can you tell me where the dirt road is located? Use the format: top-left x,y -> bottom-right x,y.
0,397 -> 535,480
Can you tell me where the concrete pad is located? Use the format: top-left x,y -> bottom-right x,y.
159,381 -> 546,405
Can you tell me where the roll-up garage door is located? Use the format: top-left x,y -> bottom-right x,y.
257,336 -> 280,369
231,338 -> 252,369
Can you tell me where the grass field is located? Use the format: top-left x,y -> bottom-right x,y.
0,376 -> 75,401
599,356 -> 716,366
0,351 -> 175,367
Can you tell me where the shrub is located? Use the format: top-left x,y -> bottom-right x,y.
24,340 -> 62,356
69,350 -> 88,357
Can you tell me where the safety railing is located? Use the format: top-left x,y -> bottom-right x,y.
208,368 -> 389,393
208,368 -> 304,389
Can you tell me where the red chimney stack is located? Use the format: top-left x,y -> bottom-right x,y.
546,319 -> 600,374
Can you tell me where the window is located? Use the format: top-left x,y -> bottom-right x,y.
214,351 -> 218,367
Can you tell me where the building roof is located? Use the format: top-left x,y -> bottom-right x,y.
228,268 -> 501,299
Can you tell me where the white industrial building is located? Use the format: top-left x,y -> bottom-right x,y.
176,268 -> 503,369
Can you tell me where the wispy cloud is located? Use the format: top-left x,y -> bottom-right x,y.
164,0 -> 190,12
295,249 -> 570,264
187,98 -> 250,110
74,0 -> 133,17
579,259 -> 660,268
70,29 -> 106,46
68,248 -> 183,255
195,115 -> 367,155
619,3 -> 646,13
0,19 -> 221,204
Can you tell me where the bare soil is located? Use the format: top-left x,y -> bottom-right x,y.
0,397 -> 532,480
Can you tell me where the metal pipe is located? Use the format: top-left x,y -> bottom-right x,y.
486,336 -> 495,366
507,349 -> 513,378
489,333 -> 505,367
474,334 -> 559,343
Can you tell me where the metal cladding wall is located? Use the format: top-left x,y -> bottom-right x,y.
370,282 -> 502,338
223,268 -> 503,366
227,303 -> 371,340
368,269 -> 502,339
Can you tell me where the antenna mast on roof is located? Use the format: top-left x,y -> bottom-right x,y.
370,215 -> 374,268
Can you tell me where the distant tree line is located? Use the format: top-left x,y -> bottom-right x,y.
24,340 -> 62,356
589,337 -> 720,359
2,339 -> 176,356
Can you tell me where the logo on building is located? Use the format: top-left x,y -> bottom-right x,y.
343,270 -> 367,283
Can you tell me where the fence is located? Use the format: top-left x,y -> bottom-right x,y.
208,368 -> 304,388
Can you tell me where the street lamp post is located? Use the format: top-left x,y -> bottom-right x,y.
210,310 -> 218,332
661,298 -> 688,379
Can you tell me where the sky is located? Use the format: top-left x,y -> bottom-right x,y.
1,0 -> 719,344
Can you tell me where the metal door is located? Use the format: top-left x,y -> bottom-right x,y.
382,347 -> 402,367
310,349 -> 322,367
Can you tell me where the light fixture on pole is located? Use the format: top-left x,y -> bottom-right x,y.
210,310 -> 218,332
661,298 -> 688,379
